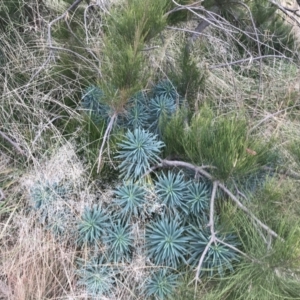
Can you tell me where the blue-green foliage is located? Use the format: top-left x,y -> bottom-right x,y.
186,181 -> 210,215
126,92 -> 149,130
78,80 -> 242,293
113,181 -> 146,219
46,208 -> 74,238
105,220 -> 133,263
148,95 -> 176,135
30,181 -> 67,210
152,80 -> 178,101
155,171 -> 188,213
149,80 -> 177,134
146,215 -> 189,268
145,269 -> 179,300
78,205 -> 110,245
81,86 -> 111,124
30,181 -> 72,235
80,80 -> 178,134
188,223 -> 239,276
116,127 -> 164,180
77,256 -> 114,297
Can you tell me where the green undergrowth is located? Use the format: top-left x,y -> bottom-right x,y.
163,106 -> 277,181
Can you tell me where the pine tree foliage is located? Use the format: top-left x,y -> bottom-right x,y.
163,107 -> 274,181
168,44 -> 206,108
106,0 -> 168,45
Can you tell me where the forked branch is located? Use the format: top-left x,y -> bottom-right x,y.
194,180 -> 218,287
0,130 -> 25,156
152,159 -> 282,241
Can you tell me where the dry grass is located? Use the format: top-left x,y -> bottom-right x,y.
0,220 -> 77,300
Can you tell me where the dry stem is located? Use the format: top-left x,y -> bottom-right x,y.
97,113 -> 117,173
0,130 -> 25,156
194,180 -> 218,288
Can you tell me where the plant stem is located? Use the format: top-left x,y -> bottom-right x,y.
97,113 -> 117,173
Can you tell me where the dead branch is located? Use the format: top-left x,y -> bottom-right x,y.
97,113 -> 117,173
217,182 -> 283,240
233,1 -> 262,107
209,54 -> 291,69
154,159 -> 282,240
0,130 -> 25,156
268,0 -> 300,27
47,0 -> 84,59
0,189 -> 5,201
169,0 -> 295,59
195,180 -> 218,284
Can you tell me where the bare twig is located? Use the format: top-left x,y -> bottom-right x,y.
169,0 -> 295,58
23,0 -> 88,96
48,46 -> 102,78
209,55 -> 292,69
160,159 -> 214,180
141,46 -> 160,51
0,130 -> 25,156
47,0 -> 84,59
217,182 -> 283,241
268,0 -> 300,27
232,1 -> 262,110
0,189 -> 5,201
194,180 -> 218,285
97,113 -> 117,173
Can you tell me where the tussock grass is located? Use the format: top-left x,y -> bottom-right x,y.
0,219 -> 77,300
